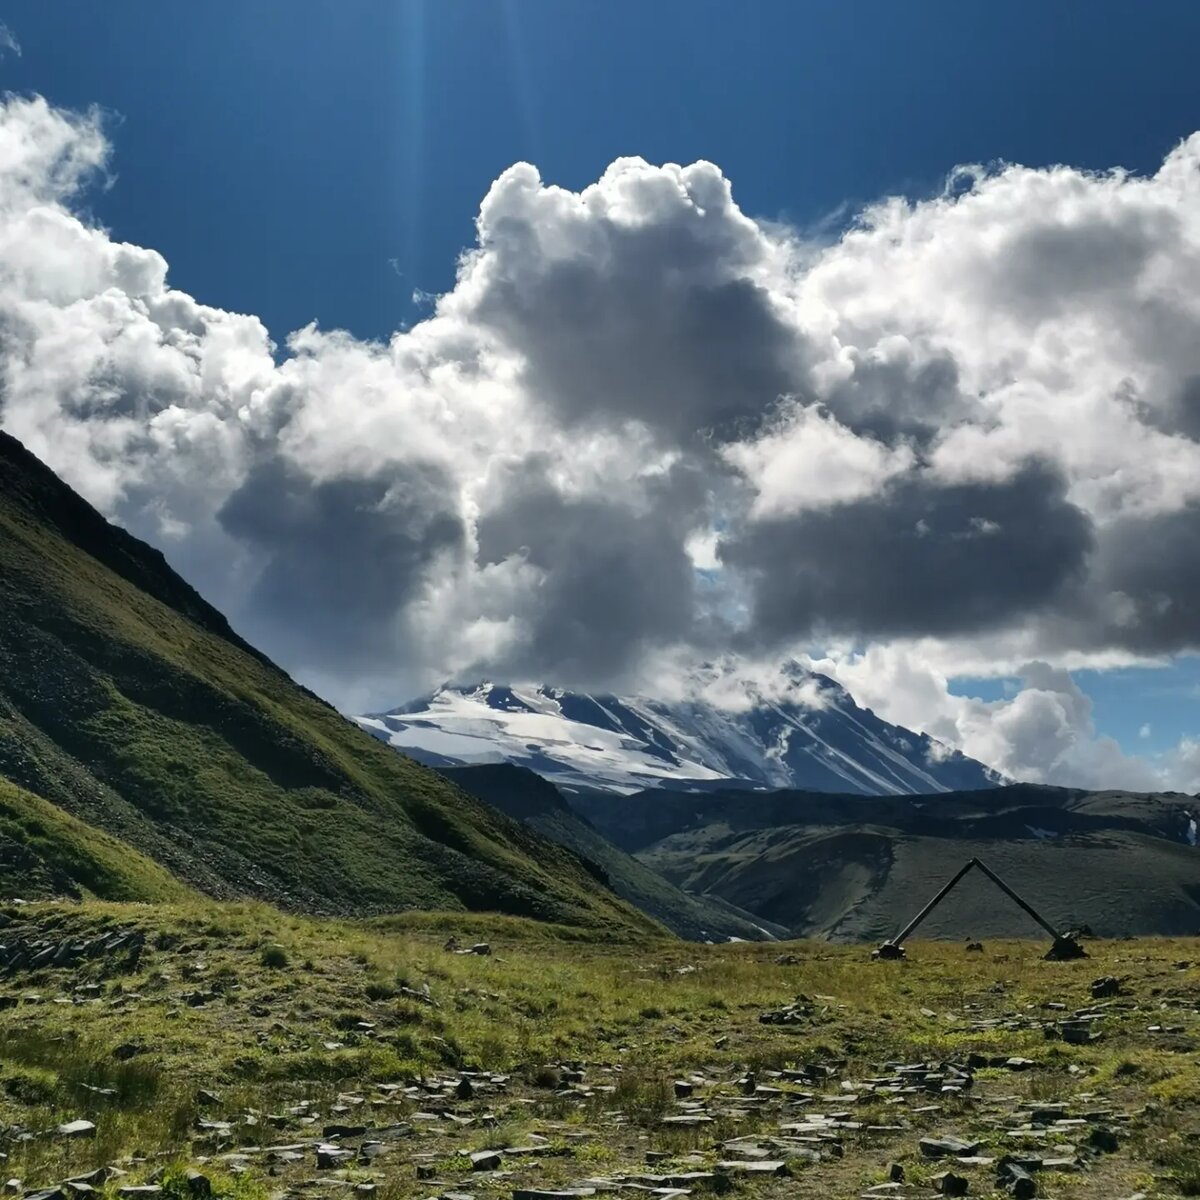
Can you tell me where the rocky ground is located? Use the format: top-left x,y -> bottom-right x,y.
0,903 -> 1196,1200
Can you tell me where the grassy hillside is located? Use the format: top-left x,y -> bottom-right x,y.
0,778 -> 190,903
572,782 -> 1200,940
0,431 -> 656,934
0,899 -> 1195,1199
442,763 -> 788,941
646,823 -> 1200,940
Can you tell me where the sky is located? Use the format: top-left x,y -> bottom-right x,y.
3,1 -> 1200,791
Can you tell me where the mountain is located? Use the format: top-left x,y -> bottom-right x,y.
356,678 -> 998,796
574,782 -> 1200,940
440,763 -> 787,942
0,430 -> 657,935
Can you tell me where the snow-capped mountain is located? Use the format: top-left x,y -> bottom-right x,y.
354,669 -> 999,796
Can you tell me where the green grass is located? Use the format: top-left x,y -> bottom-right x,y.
0,778 -> 189,901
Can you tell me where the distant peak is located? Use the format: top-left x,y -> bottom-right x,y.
361,668 -> 998,797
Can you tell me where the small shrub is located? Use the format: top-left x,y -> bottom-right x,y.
260,944 -> 289,969
3,1065 -> 58,1105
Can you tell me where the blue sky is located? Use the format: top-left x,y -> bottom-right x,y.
6,1 -> 1200,342
948,662 -> 1200,757
4,2 -> 1200,780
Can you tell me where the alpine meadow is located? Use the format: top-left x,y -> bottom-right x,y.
0,5 -> 1199,1200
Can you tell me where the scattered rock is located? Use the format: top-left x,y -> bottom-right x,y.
316,1146 -> 354,1169
512,1192 -> 596,1200
759,998 -> 810,1025
715,1161 -> 787,1175
323,1123 -> 367,1138
185,1171 -> 211,1200
1091,976 -> 1120,999
56,1120 -> 95,1139
935,1172 -> 969,1196
1087,1126 -> 1119,1153
998,1161 -> 1036,1199
920,1137 -> 981,1159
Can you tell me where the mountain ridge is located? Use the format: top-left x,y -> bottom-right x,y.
577,781 -> 1200,940
357,677 -> 999,795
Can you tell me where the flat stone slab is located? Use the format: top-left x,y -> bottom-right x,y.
513,1192 -> 598,1200
715,1162 -> 787,1175
919,1136 -> 981,1158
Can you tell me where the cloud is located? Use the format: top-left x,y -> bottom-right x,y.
807,646 -> 1199,792
0,24 -> 20,59
722,401 -> 914,516
217,455 -> 466,678
457,159 -> 806,441
721,461 -> 1093,644
3,93 -> 1200,786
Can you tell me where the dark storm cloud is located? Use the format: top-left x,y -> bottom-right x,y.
9,91 -> 1200,765
1144,374 -> 1200,442
217,457 -> 464,673
823,349 -> 969,445
1090,501 -> 1200,654
476,270 -> 799,440
474,461 -> 703,682
720,461 -> 1093,643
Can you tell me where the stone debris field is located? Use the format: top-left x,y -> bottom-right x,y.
0,905 -> 1196,1200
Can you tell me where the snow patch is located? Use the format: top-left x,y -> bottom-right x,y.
1026,825 -> 1059,840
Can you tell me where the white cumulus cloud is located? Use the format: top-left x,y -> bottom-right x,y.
4,93 -> 1200,785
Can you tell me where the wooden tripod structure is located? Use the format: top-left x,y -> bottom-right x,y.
874,856 -> 1087,960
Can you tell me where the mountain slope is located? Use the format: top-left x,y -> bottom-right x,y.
440,764 -> 787,942
0,431 -> 657,934
0,777 -> 190,902
357,678 -> 997,795
617,783 -> 1200,940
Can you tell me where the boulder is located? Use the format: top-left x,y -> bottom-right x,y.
935,1172 -> 969,1196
